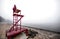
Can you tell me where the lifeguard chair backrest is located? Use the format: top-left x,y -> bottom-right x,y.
13,5 -> 16,13
13,5 -> 21,13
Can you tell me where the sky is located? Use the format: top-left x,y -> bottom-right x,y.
0,0 -> 60,32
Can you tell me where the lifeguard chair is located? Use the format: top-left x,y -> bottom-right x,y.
6,5 -> 28,39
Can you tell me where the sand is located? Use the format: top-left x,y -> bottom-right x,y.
0,23 -> 60,39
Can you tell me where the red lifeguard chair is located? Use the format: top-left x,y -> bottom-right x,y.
6,5 -> 28,39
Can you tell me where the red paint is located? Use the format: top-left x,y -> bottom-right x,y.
6,5 -> 28,39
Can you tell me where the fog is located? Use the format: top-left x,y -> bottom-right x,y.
0,0 -> 60,32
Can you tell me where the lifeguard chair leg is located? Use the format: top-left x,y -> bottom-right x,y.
7,36 -> 11,39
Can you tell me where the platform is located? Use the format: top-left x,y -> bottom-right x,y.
6,27 -> 28,37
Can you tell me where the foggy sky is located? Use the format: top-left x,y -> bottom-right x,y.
0,0 -> 60,32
